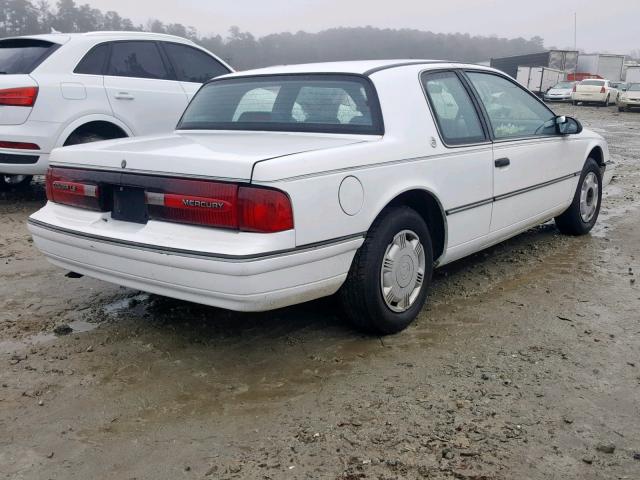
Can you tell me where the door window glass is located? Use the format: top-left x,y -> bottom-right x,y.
107,41 -> 170,80
163,43 -> 229,83
421,71 -> 486,145
466,72 -> 556,139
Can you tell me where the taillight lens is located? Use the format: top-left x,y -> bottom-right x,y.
573,85 -> 577,92
45,169 -> 294,233
238,186 -> 294,233
146,179 -> 239,229
0,86 -> 38,107
46,168 -> 102,211
600,86 -> 606,93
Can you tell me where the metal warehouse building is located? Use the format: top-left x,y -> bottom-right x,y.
490,50 -> 579,78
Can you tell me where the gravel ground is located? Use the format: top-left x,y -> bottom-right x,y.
1,104 -> 639,480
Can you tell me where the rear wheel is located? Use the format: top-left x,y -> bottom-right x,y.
619,106 -> 625,112
602,95 -> 610,107
555,158 -> 602,236
0,174 -> 32,190
64,132 -> 109,146
339,206 -> 433,334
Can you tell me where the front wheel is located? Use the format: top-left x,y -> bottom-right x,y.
0,174 -> 33,190
339,206 -> 433,334
555,158 -> 602,236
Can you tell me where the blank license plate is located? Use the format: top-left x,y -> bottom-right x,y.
112,186 -> 148,224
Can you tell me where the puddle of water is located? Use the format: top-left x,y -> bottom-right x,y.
103,293 -> 150,316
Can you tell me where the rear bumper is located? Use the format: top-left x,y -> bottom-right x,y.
27,217 -> 363,312
0,152 -> 49,174
572,93 -> 607,103
0,120 -> 61,174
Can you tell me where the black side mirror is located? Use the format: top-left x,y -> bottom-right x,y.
556,115 -> 583,135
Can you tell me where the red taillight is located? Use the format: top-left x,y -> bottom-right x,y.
145,179 -> 238,229
45,168 -> 294,233
238,186 -> 294,233
0,86 -> 38,107
146,182 -> 293,232
46,168 -> 101,211
600,86 -> 606,94
573,85 -> 577,92
0,141 -> 40,150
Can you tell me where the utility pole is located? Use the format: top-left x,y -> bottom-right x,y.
574,12 -> 577,51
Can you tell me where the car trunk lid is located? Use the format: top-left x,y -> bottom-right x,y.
51,131 -> 369,181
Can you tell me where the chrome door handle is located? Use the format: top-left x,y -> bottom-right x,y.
494,158 -> 510,168
114,92 -> 134,100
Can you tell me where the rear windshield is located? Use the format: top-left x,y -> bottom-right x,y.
178,74 -> 384,135
0,39 -> 58,74
553,82 -> 574,89
581,80 -> 605,86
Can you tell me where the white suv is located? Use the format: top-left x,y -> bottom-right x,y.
0,31 -> 232,188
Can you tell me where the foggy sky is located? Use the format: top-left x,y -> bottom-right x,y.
86,0 -> 637,54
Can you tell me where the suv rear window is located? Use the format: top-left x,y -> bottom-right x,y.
0,39 -> 59,74
178,74 -> 384,135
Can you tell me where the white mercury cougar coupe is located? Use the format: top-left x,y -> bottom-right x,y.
29,60 -> 611,334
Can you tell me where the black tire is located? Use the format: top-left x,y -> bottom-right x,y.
64,132 -> 108,146
618,106 -> 624,112
555,158 -> 602,236
339,206 -> 433,334
0,174 -> 33,190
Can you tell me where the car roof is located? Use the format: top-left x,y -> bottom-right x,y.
223,59 -> 493,78
3,31 -> 195,45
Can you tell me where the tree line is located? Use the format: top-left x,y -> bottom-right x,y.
1,0 -> 548,69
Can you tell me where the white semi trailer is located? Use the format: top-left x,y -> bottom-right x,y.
516,66 -> 565,95
626,66 -> 640,83
577,54 -> 625,81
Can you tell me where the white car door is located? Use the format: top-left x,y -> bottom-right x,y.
103,41 -> 188,136
465,71 -> 578,233
159,42 -> 230,101
421,71 -> 493,247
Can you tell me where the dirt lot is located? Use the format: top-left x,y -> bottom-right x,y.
1,104 -> 639,480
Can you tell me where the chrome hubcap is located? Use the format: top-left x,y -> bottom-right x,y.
579,172 -> 599,223
3,174 -> 28,185
380,230 -> 426,313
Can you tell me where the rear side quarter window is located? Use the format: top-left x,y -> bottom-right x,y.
74,43 -> 110,75
421,71 -> 486,146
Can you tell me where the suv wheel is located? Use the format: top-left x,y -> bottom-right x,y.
339,206 -> 433,334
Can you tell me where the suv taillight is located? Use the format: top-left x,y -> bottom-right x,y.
0,86 -> 38,107
45,168 -> 294,233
